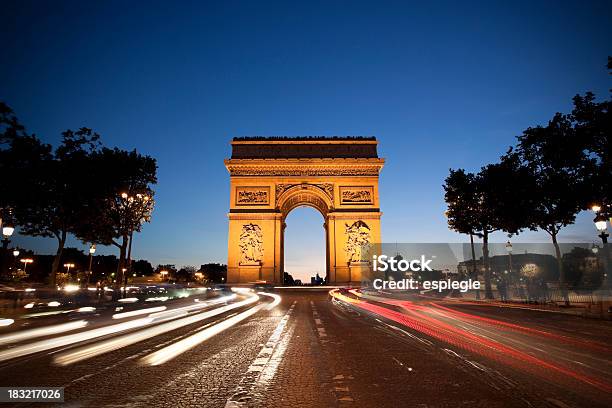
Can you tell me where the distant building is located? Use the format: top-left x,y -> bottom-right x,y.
310,273 -> 324,285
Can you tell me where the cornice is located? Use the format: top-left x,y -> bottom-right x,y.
225,158 -> 385,176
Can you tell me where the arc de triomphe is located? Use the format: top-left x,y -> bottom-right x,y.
225,136 -> 384,284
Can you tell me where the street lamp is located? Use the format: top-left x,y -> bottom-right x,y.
64,263 -> 75,274
2,224 -> 14,250
160,270 -> 168,281
20,258 -> 33,273
12,249 -> 19,257
86,244 -> 96,287
594,213 -> 609,244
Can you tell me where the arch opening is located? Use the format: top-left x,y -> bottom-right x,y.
282,206 -> 327,285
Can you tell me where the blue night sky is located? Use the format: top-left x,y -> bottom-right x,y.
1,1 -> 611,281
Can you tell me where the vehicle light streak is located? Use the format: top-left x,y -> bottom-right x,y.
428,302 -> 611,353
329,289 -> 612,393
112,306 -> 167,319
142,299 -> 263,366
0,319 -> 15,327
0,320 -> 88,346
54,294 -> 259,366
259,292 -> 282,309
118,298 -> 139,303
0,318 -> 152,362
147,294 -> 236,320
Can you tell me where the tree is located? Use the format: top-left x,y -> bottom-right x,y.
444,157 -> 534,299
156,264 -> 177,281
513,113 -> 592,303
571,90 -> 611,216
176,266 -> 197,282
1,109 -> 99,285
75,147 -> 157,289
283,271 -> 295,286
0,102 -> 50,238
132,259 -> 154,276
443,169 -> 481,283
0,102 -> 27,145
199,263 -> 227,284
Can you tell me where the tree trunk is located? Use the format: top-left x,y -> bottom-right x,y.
115,234 -> 128,294
470,233 -> 480,300
124,231 -> 133,295
469,233 -> 477,279
50,230 -> 67,287
483,231 -> 494,299
551,232 -> 569,306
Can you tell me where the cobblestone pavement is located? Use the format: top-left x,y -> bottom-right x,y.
0,290 -> 610,407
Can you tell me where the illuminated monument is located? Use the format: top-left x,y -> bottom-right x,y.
225,137 -> 384,284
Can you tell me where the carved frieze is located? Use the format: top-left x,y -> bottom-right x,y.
239,223 -> 263,264
236,187 -> 270,205
227,166 -> 381,177
339,186 -> 374,204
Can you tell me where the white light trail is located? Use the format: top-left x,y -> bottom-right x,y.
118,297 -> 139,303
0,319 -> 15,327
0,320 -> 88,346
112,306 -> 167,319
55,294 -> 259,366
142,300 -> 263,366
0,318 -> 151,362
258,292 -> 282,310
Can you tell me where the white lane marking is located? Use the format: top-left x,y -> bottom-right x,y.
311,302 -> 327,339
225,301 -> 296,407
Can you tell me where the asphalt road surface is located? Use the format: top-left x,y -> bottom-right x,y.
0,288 -> 610,407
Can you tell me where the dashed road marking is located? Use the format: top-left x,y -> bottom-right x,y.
225,301 -> 297,407
311,301 -> 327,339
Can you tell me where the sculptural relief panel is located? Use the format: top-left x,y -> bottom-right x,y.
235,186 -> 270,205
339,186 -> 374,205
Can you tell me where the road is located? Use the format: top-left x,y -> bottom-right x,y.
0,288 -> 610,407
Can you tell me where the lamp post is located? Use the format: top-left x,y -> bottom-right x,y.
505,240 -> 513,273
20,258 -> 33,274
64,263 -> 75,274
505,240 -> 513,300
12,249 -> 19,272
87,244 -> 96,287
2,224 -> 14,250
594,213 -> 609,244
1,223 -> 14,278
